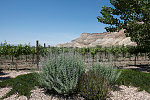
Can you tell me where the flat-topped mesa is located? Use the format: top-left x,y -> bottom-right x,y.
81,33 -> 90,35
81,32 -> 110,36
56,29 -> 136,48
101,32 -> 111,35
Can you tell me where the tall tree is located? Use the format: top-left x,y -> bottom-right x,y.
97,0 -> 150,48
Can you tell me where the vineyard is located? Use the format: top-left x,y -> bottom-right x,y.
0,41 -> 150,99
0,41 -> 150,70
0,41 -> 48,70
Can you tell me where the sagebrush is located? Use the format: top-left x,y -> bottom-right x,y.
90,63 -> 122,85
39,53 -> 85,95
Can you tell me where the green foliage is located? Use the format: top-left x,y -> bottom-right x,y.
39,53 -> 85,96
117,69 -> 150,93
0,40 -> 144,62
120,45 -> 127,57
90,48 -> 98,56
90,63 -> 122,85
78,63 -> 121,100
0,41 -> 48,58
78,71 -> 109,100
23,44 -> 32,55
97,0 -> 150,48
78,48 -> 90,55
31,46 -> 36,55
0,73 -> 39,99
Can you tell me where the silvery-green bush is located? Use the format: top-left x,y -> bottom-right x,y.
39,53 -> 85,95
90,63 -> 121,85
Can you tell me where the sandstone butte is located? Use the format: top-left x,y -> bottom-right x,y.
56,29 -> 137,48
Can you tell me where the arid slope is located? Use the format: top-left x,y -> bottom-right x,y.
57,29 -> 136,48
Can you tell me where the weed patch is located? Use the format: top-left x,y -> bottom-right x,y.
117,69 -> 150,93
0,73 -> 39,99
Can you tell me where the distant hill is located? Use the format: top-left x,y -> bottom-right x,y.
56,29 -> 136,48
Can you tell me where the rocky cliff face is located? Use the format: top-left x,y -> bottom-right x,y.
57,29 -> 136,48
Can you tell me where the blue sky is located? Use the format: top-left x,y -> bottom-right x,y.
0,0 -> 112,46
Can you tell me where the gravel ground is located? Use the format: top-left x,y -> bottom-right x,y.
0,87 -> 84,100
107,85 -> 150,100
0,71 -> 150,100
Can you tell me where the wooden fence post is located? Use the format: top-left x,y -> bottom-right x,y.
44,43 -> 46,48
36,40 -> 39,70
48,45 -> 50,48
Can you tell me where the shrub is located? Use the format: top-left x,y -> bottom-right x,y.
0,73 -> 39,99
78,71 -> 109,100
39,53 -> 85,96
117,69 -> 150,93
90,63 -> 122,86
